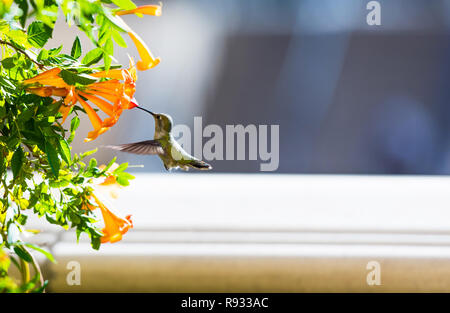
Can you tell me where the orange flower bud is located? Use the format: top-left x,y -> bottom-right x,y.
128,31 -> 160,71
91,194 -> 133,244
24,51 -> 140,141
23,68 -> 61,85
115,4 -> 162,17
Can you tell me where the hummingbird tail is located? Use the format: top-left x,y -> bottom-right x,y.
190,160 -> 212,170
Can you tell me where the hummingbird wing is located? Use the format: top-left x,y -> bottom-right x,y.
104,140 -> 164,155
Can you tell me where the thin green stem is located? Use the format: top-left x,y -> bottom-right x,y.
0,39 -> 45,70
19,257 -> 30,288
24,246 -> 45,292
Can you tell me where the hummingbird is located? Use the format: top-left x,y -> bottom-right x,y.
105,106 -> 212,171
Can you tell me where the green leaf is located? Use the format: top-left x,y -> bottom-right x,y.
91,235 -> 101,250
24,243 -> 56,264
27,21 -> 53,48
70,212 -> 81,224
19,198 -> 29,209
45,141 -> 60,177
68,116 -> 80,144
98,24 -> 111,46
111,0 -> 136,10
82,47 -> 103,66
48,45 -> 62,56
102,9 -> 131,33
13,246 -> 32,263
103,39 -> 114,71
49,179 -> 70,188
37,49 -> 49,61
0,20 -> 8,32
6,135 -> 20,150
100,157 -> 117,174
116,176 -> 130,186
17,214 -> 28,225
8,29 -> 28,46
11,146 -> 24,180
80,148 -> 97,159
111,29 -> 127,48
60,69 -> 97,85
71,36 -> 82,59
1,57 -> 16,69
104,40 -> 113,57
113,162 -> 128,174
34,280 -> 49,293
118,172 -> 135,180
58,139 -> 71,165
87,158 -> 97,170
0,153 -> 6,176
19,108 -> 34,123
45,214 -> 59,225
70,116 -> 80,132
16,0 -> 29,28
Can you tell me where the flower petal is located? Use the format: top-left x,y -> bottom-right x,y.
84,89 -> 122,103
75,94 -> 111,142
78,91 -> 114,117
33,77 -> 69,88
24,62 -> 138,143
26,87 -> 53,97
76,95 -> 103,130
115,4 -> 162,17
100,176 -> 117,186
91,194 -> 133,244
85,127 -> 110,142
59,104 -> 73,124
23,68 -> 61,85
128,31 -> 160,71
90,69 -> 126,80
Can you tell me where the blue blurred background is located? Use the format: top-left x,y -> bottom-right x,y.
52,0 -> 450,174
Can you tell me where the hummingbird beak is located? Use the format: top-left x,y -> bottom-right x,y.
136,105 -> 156,117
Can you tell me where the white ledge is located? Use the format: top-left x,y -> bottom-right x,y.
29,174 -> 450,292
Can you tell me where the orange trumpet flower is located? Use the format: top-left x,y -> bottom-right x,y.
128,31 -> 160,71
81,165 -> 133,244
115,4 -> 162,17
85,193 -> 133,244
113,4 -> 162,71
23,67 -> 62,84
23,61 -> 138,142
75,94 -> 110,142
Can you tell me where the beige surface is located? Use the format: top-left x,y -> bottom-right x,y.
43,256 -> 450,292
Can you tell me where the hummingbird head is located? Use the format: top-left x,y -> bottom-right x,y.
152,113 -> 173,134
135,106 -> 173,136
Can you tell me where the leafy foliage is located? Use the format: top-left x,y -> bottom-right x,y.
0,0 -> 141,292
